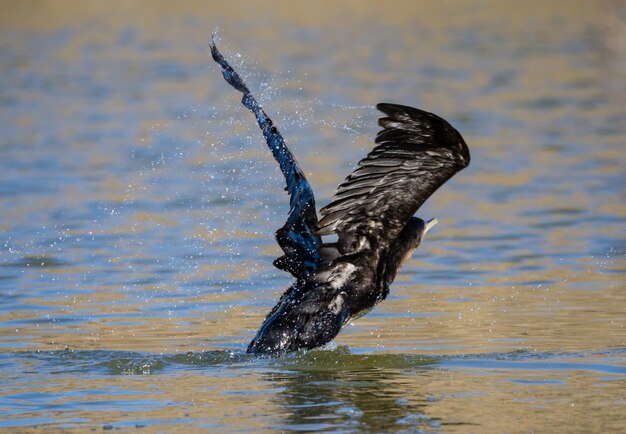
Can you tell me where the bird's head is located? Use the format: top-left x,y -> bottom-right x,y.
404,217 -> 438,248
384,217 -> 438,284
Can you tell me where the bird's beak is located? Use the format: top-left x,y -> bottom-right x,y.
424,218 -> 438,235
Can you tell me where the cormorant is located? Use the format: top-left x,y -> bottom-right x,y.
210,37 -> 470,355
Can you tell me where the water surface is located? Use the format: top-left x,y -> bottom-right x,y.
1,1 -> 624,432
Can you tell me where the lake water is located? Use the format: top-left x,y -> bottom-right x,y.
1,1 -> 624,432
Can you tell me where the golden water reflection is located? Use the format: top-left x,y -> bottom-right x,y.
0,0 -> 624,432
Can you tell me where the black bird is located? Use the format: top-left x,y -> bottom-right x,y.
210,38 -> 470,355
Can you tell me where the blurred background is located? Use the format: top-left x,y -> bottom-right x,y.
0,0 -> 624,432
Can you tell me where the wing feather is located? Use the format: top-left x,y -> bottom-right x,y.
211,37 -> 322,278
317,103 -> 470,255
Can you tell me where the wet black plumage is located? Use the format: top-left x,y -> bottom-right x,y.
210,37 -> 470,355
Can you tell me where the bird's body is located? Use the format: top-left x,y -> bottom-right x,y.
247,216 -> 437,354
210,38 -> 470,355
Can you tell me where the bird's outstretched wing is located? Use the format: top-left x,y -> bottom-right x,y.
210,37 -> 321,278
317,103 -> 470,256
